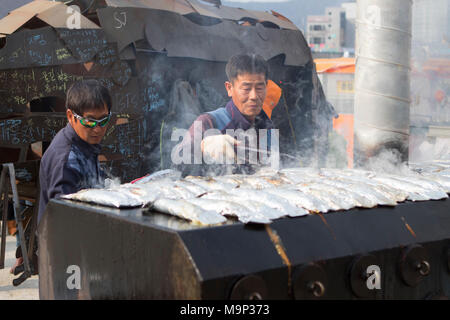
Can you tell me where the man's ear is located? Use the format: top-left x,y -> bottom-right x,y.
224,81 -> 233,97
66,109 -> 74,126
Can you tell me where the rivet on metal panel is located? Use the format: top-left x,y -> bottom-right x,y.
229,275 -> 268,300
307,280 -> 325,297
399,245 -> 431,287
293,263 -> 327,300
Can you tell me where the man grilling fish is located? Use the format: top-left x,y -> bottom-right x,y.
176,53 -> 281,176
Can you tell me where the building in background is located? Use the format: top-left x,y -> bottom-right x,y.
316,57 -> 356,168
410,0 -> 450,141
412,0 -> 449,46
306,2 -> 356,58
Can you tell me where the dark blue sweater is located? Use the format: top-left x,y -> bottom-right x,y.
38,123 -> 104,224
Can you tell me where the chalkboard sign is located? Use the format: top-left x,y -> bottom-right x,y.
95,44 -> 119,67
102,117 -> 144,157
56,28 -> 108,62
0,27 -> 79,70
0,31 -> 27,70
110,60 -> 131,87
26,29 -> 56,67
138,65 -> 168,115
0,114 -> 67,146
0,66 -> 84,112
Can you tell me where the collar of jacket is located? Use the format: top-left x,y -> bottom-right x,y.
224,100 -> 273,131
63,123 -> 102,157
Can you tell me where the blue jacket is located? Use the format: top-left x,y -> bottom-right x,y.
38,123 -> 104,224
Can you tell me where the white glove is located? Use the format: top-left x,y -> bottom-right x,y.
201,135 -> 240,164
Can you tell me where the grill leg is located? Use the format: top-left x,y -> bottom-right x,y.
0,166 -> 8,269
6,164 -> 32,284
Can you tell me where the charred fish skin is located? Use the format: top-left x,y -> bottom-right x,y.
320,173 -> 402,205
185,197 -> 270,224
152,198 -> 226,226
174,180 -> 208,197
263,188 -> 330,213
295,183 -> 360,210
237,175 -> 287,190
209,175 -> 242,188
381,174 -> 449,198
317,179 -> 379,208
201,191 -> 274,223
292,185 -> 344,211
372,176 -> 448,201
228,188 -> 308,217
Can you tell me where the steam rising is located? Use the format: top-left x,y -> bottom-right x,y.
409,0 -> 450,163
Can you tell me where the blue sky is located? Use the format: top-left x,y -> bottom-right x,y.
222,0 -> 351,31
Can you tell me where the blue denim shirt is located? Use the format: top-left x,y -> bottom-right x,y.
38,123 -> 104,224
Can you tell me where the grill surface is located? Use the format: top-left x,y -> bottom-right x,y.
38,197 -> 450,299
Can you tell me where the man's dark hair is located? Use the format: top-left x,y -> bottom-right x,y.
225,54 -> 269,83
66,79 -> 112,115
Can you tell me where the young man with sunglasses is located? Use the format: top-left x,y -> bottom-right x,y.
38,80 -> 112,224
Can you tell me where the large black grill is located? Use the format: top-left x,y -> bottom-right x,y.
38,197 -> 450,299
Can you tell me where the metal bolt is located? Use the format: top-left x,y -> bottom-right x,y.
307,281 -> 325,297
415,260 -> 430,276
247,292 -> 263,300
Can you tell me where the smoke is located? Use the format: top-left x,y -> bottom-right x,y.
409,0 -> 450,163
361,148 -> 411,175
104,177 -> 122,189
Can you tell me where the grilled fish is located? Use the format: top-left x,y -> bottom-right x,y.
201,191 -> 277,223
295,182 -> 361,210
132,169 -> 181,184
320,173 -> 403,205
174,180 -> 208,197
263,188 -> 331,213
62,189 -> 143,208
372,176 -> 448,201
420,173 -> 450,193
185,197 -> 270,224
152,198 -> 226,226
317,179 -> 380,208
228,188 -> 308,217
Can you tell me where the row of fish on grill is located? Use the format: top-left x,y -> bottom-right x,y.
62,161 -> 450,226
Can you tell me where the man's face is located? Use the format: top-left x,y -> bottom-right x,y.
67,104 -> 109,145
225,73 -> 267,122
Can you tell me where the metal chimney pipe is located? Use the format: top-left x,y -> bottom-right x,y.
354,0 -> 412,164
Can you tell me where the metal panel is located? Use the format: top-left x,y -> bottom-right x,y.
97,7 -> 309,66
105,0 -> 195,15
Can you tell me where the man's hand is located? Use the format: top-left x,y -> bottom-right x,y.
201,135 -> 240,164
